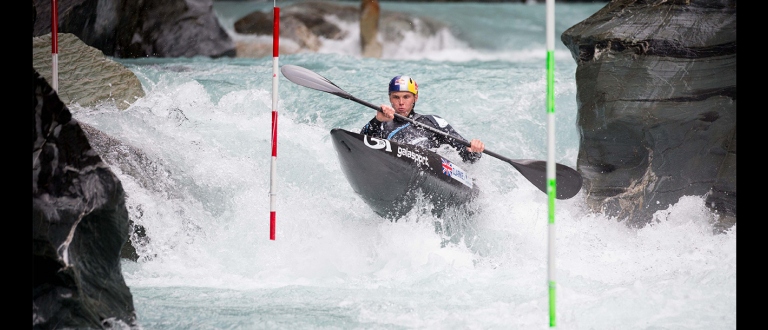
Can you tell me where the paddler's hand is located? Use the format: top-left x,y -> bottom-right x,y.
376,105 -> 395,122
467,139 -> 485,153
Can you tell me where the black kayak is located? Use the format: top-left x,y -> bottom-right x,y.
330,128 -> 479,219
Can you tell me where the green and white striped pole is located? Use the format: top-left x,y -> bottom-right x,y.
546,0 -> 557,327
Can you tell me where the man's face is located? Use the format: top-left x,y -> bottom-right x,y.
389,91 -> 418,116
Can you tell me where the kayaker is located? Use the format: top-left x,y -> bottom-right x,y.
361,75 -> 485,163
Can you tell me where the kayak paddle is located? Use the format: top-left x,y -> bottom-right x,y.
280,64 -> 583,200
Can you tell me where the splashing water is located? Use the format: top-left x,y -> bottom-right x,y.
69,2 -> 735,329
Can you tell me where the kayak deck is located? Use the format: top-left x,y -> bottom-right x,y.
330,128 -> 479,219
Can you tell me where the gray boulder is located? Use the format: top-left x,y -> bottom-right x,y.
79,122 -> 169,262
33,68 -> 138,328
33,31 -> 153,260
32,33 -> 145,110
32,0 -> 235,58
561,0 -> 736,230
233,0 -> 447,57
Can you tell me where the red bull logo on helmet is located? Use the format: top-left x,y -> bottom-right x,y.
389,75 -> 418,95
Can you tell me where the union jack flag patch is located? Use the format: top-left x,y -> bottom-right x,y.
441,159 -> 453,176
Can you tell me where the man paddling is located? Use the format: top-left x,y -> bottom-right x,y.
361,75 -> 485,163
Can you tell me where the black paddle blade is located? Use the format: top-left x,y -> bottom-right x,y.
509,160 -> 583,200
281,64 -> 351,98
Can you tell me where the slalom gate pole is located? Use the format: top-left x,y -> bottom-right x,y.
269,2 -> 280,240
51,0 -> 59,91
545,0 -> 557,327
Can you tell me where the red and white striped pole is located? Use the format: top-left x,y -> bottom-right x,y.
51,0 -> 59,91
269,2 -> 280,240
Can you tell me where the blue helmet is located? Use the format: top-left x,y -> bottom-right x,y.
388,75 -> 418,95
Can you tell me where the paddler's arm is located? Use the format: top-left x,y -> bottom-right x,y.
467,139 -> 485,153
427,116 -> 484,163
457,139 -> 484,163
360,104 -> 395,137
376,104 -> 395,122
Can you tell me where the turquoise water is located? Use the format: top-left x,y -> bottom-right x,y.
70,1 -> 735,329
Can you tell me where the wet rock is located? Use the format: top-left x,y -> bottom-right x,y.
561,0 -> 736,229
32,0 -> 235,58
32,33 -> 144,110
232,0 -> 447,57
33,68 -> 138,329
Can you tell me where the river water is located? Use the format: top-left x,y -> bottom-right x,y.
69,1 -> 736,329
